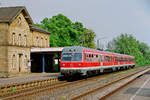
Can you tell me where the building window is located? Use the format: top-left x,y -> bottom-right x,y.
12,55 -> 15,69
45,38 -> 47,47
18,17 -> 21,25
18,34 -> 21,46
24,35 -> 27,47
41,37 -> 43,47
36,37 -> 38,47
12,33 -> 15,45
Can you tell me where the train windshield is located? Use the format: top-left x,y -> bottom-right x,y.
61,53 -> 82,62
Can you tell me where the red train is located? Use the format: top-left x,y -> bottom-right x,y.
60,46 -> 135,77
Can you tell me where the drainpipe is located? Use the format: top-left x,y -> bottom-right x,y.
42,54 -> 45,73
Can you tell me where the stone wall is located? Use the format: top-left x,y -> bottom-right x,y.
6,13 -> 31,76
0,23 -> 9,77
7,46 -> 30,76
0,46 -> 8,77
0,10 -> 50,77
0,23 -> 8,46
8,12 -> 31,47
32,31 -> 49,48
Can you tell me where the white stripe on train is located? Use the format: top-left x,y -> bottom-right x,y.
61,64 -> 135,70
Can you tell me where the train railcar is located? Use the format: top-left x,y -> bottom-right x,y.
60,46 -> 135,77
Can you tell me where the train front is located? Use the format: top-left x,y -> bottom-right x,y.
60,46 -> 84,77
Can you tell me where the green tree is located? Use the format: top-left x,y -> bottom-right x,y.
36,13 -> 96,48
138,42 -> 150,64
80,29 -> 96,48
36,14 -> 81,47
106,33 -> 150,65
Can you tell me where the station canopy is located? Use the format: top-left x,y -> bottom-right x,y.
31,47 -> 64,53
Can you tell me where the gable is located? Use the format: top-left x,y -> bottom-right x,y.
0,6 -> 33,25
10,12 -> 30,30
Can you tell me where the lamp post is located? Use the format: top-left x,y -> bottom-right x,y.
96,37 -> 107,50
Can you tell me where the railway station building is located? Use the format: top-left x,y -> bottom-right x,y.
0,6 -> 60,77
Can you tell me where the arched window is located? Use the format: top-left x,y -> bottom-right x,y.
12,55 -> 15,69
12,33 -> 15,45
36,37 -> 38,47
18,34 -> 21,46
18,17 -> 21,25
41,37 -> 43,47
45,38 -> 47,47
24,35 -> 27,47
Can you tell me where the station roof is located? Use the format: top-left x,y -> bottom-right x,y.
31,47 -> 64,53
0,6 -> 33,24
30,25 -> 51,34
0,6 -> 51,34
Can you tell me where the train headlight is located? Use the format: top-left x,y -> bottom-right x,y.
63,64 -> 65,67
78,64 -> 81,66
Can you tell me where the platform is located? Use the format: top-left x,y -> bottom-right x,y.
105,71 -> 150,100
0,73 -> 61,87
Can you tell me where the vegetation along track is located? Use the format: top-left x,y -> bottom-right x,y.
0,77 -> 62,98
1,66 -> 148,100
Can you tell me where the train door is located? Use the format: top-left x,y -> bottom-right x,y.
100,55 -> 103,66
112,56 -> 114,65
84,53 -> 87,67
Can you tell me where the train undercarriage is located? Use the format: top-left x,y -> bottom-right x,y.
60,65 -> 135,81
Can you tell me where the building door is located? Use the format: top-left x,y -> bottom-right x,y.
19,54 -> 23,72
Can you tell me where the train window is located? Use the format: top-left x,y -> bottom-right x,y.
94,55 -> 96,62
88,54 -> 91,62
116,57 -> 119,62
104,56 -> 112,62
118,57 -> 121,62
89,54 -> 91,62
109,56 -> 112,62
89,54 -> 91,58
121,57 -> 123,62
71,53 -> 82,61
104,56 -> 109,62
96,55 -> 98,58
61,53 -> 72,61
125,58 -> 127,62
104,56 -> 106,62
93,54 -> 97,62
61,53 -> 82,62
95,55 -> 98,62
93,55 -> 95,62
87,54 -> 89,62
92,54 -> 94,62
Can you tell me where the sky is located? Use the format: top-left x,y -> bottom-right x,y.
0,0 -> 150,47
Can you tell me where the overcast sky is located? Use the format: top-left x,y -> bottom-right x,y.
0,0 -> 150,47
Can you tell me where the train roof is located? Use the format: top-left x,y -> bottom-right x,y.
62,46 -> 134,58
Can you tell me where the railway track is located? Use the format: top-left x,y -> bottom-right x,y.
0,69 -> 119,100
0,77 -> 61,98
71,67 -> 150,100
0,66 -> 148,100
